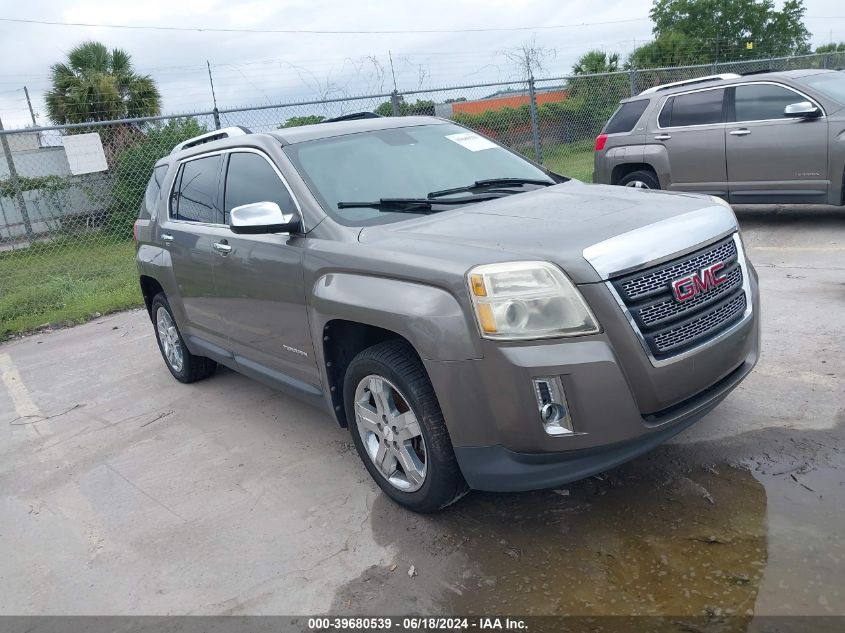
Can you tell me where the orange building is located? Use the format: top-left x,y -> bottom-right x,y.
444,87 -> 568,116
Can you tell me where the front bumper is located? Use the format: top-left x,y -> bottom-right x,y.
423,266 -> 760,493
453,357 -> 754,492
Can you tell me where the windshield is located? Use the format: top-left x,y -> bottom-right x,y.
799,72 -> 845,105
284,123 -> 558,226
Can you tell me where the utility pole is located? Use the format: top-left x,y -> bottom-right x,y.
388,51 -> 401,116
207,61 -> 220,129
714,34 -> 720,73
388,50 -> 398,92
0,115 -> 35,240
527,72 -> 542,163
23,87 -> 37,126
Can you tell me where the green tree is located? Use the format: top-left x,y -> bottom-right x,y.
630,0 -> 811,68
279,115 -> 326,128
816,42 -> 845,53
572,50 -> 620,75
374,98 -> 435,116
107,118 -> 207,237
45,41 -> 161,124
626,32 -> 704,68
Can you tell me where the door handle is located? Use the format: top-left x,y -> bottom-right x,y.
730,129 -> 751,136
161,233 -> 174,244
212,240 -> 233,255
654,134 -> 672,141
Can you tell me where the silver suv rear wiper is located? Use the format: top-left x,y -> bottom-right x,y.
337,195 -> 501,213
427,177 -> 555,199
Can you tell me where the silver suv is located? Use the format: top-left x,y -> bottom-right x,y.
135,116 -> 760,512
594,69 -> 845,205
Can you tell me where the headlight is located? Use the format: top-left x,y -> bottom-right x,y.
467,261 -> 600,340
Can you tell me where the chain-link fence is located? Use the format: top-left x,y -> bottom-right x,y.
1,50 -> 843,335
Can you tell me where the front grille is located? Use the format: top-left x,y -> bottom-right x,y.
637,264 -> 743,328
651,293 -> 746,354
611,236 -> 748,359
619,239 -> 736,301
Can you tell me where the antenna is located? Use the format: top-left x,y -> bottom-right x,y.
207,61 -> 220,129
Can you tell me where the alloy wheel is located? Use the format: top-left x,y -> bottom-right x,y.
156,307 -> 184,373
354,374 -> 427,492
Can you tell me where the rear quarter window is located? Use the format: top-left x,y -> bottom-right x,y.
140,165 -> 168,219
604,100 -> 649,134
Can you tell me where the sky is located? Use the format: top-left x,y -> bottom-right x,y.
0,0 -> 844,129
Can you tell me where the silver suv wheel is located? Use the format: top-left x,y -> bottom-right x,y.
156,306 -> 184,373
624,180 -> 650,189
354,374 -> 427,492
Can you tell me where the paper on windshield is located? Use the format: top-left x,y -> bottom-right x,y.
445,132 -> 498,152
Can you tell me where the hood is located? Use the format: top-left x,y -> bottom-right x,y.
358,181 -> 738,283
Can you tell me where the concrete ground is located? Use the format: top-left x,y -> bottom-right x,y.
1,206 -> 843,617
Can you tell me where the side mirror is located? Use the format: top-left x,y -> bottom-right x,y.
229,201 -> 301,234
784,101 -> 821,119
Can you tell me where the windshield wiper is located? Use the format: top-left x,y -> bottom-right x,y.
337,195 -> 501,213
427,177 -> 555,199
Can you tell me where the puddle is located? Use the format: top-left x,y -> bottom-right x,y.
331,430 -> 845,619
441,465 -> 766,616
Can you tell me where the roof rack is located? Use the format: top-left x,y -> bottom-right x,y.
322,112 -> 382,123
170,126 -> 252,154
638,73 -> 741,95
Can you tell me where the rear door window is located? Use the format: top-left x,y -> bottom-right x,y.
733,83 -> 807,121
171,155 -> 222,224
604,100 -> 649,134
223,152 -> 297,224
661,88 -> 725,127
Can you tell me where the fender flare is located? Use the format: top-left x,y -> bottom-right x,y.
309,272 -> 482,362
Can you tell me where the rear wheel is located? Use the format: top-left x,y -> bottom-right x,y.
151,293 -> 216,383
344,340 -> 468,512
618,170 -> 660,190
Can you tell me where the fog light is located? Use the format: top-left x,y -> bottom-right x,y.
532,377 -> 574,436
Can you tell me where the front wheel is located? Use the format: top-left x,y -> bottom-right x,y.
344,340 -> 468,512
618,170 -> 660,190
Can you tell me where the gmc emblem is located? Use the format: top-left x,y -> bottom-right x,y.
671,262 -> 728,303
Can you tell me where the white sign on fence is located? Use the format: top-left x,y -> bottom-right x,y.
61,132 -> 108,175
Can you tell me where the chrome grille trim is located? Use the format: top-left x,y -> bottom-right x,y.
620,239 -> 737,301
605,232 -> 753,368
582,205 -> 738,281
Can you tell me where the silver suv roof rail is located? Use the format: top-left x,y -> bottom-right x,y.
638,73 -> 741,95
170,126 -> 252,154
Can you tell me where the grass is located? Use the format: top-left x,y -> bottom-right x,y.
542,139 -> 595,182
0,238 -> 141,338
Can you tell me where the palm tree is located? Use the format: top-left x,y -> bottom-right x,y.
45,41 -> 161,124
571,50 -> 621,75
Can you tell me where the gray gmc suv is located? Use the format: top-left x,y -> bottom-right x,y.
594,69 -> 845,205
135,116 -> 760,512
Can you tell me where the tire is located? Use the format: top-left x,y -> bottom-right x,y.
618,170 -> 660,190
344,339 -> 468,513
151,293 -> 217,384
